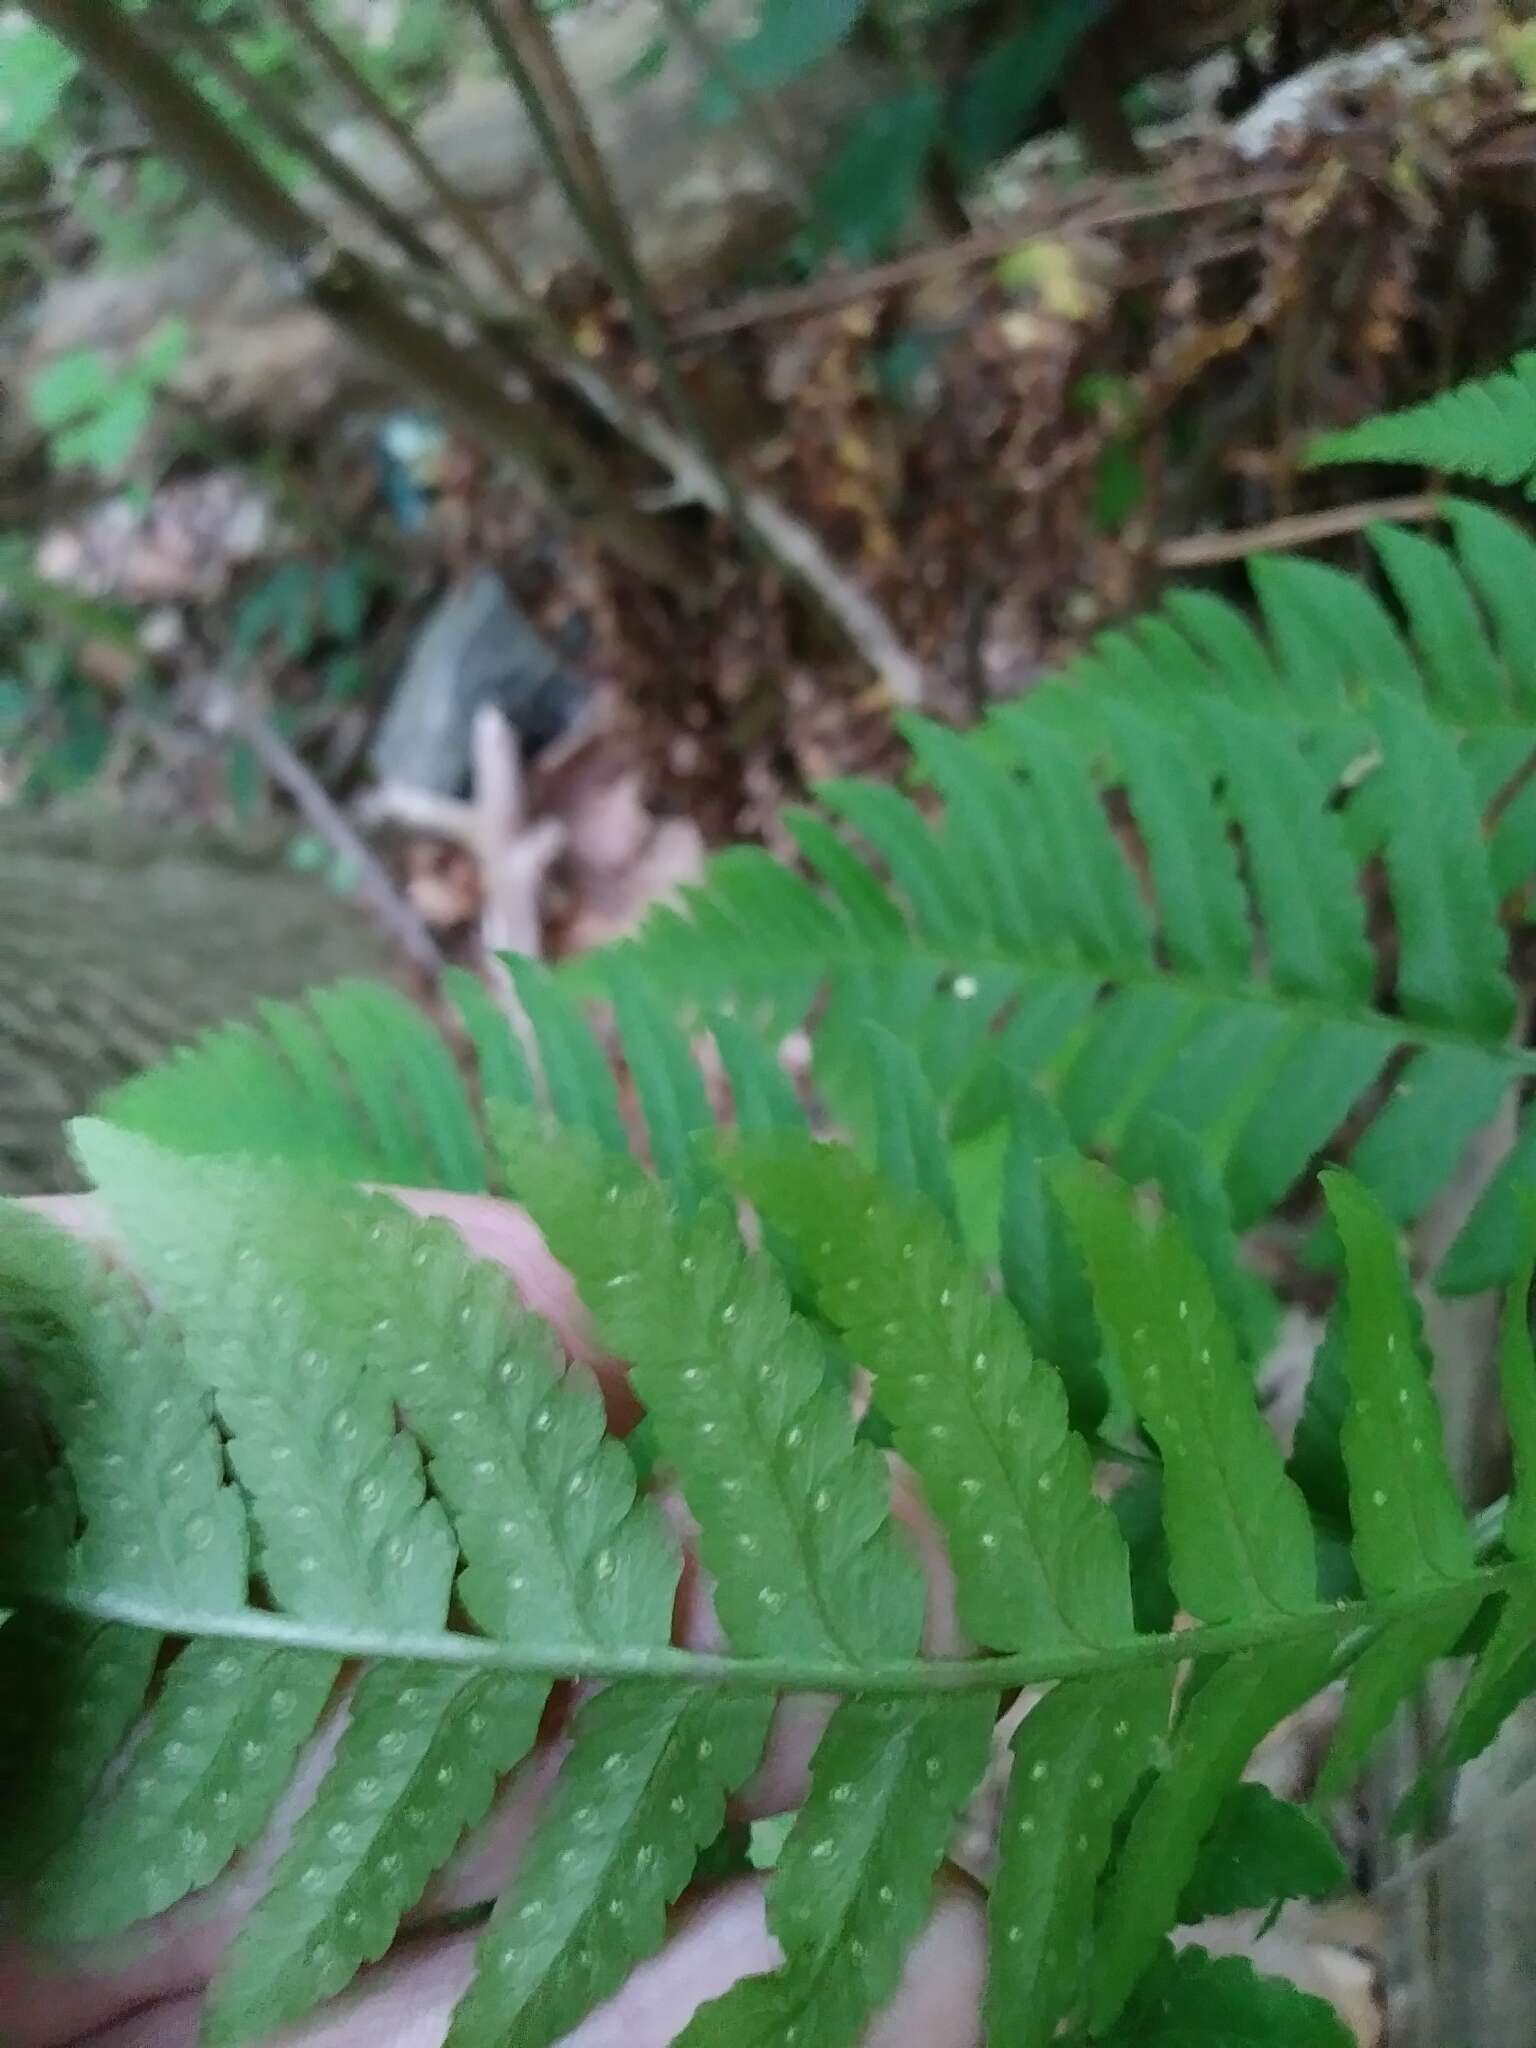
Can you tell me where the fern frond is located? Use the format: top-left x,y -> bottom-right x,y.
1307,353 -> 1536,491
6,1127 -> 1536,2045
591,661 -> 1531,1296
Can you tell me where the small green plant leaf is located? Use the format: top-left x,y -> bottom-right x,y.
207,1665 -> 546,2044
1177,1783 -> 1348,1922
1317,1599 -> 1482,1802
736,1141 -> 1133,1655
699,0 -> 865,117
445,1685 -> 773,2048
610,962 -> 716,1209
1371,691 -> 1516,1038
987,1668 -> 1170,2045
1100,1943 -> 1354,2046
503,958 -> 629,1158
801,86 -> 941,262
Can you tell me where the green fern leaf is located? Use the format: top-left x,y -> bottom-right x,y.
608,962 -> 715,1207
207,1665 -> 546,2044
1396,1580 -> 1536,1836
0,1615 -> 159,1883
75,1124 -> 458,1634
1317,1599 -> 1482,1803
710,1012 -> 805,1134
819,777 -> 975,945
1135,1117 -> 1276,1364
1370,523 -> 1504,720
680,1692 -> 996,2048
1324,1173 -> 1474,1596
499,1118 -> 924,1665
1310,1174 -> 1479,1796
1177,1782 -> 1347,1921
1443,496 -> 1536,714
735,1140 -> 1133,1654
503,958 -> 629,1156
986,1668 -> 1170,2046
443,966 -> 535,1118
1307,354 -> 1536,489
1101,701 -> 1251,979
866,1024 -> 960,1236
1200,701 -> 1373,1005
1100,1943 -> 1355,2047
32,1639 -> 338,1942
445,1685 -> 774,2048
1004,717 -> 1152,963
1371,692 -> 1517,1039
1090,1638 -> 1341,2032
1395,1253 -> 1536,1820
997,1082 -> 1105,1434
1256,551 -> 1421,708
1054,1161 -> 1316,1623
98,979 -> 490,1187
0,1204 -> 247,1610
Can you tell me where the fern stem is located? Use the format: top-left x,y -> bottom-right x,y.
11,1563 -> 1518,1700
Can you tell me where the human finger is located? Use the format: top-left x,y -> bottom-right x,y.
84,1876 -> 988,2048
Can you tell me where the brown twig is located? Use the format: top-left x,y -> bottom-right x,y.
1156,492 -> 1443,570
261,0 -> 545,322
674,124 -> 1536,343
462,0 -> 760,550
676,167 -> 1315,339
203,685 -> 446,980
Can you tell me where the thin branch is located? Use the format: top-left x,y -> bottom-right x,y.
203,682 -> 446,980
23,0 -> 690,591
261,0 -> 544,321
462,0 -> 758,546
143,1 -> 444,276
677,167 -> 1314,339
1156,493 -> 1443,569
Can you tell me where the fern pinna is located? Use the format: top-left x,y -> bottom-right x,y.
4,1107 -> 1531,2047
